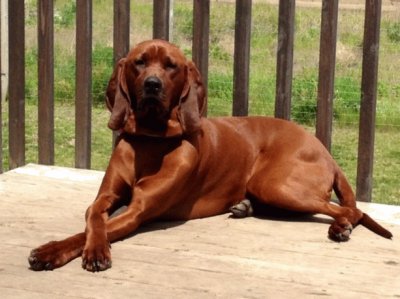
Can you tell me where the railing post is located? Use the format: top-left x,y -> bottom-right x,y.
38,0 -> 55,165
114,0 -> 130,63
112,0 -> 130,147
75,0 -> 92,169
356,0 -> 382,202
275,0 -> 295,120
8,0 -> 25,169
232,0 -> 252,116
153,0 -> 170,40
316,0 -> 339,151
192,0 -> 210,116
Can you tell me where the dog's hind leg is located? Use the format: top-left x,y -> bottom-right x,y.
230,199 -> 254,218
333,166 -> 392,239
244,166 -> 364,241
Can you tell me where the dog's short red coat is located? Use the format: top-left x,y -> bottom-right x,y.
29,40 -> 392,272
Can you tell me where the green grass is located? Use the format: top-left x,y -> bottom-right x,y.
331,126 -> 400,205
1,103 -> 112,171
1,0 -> 399,205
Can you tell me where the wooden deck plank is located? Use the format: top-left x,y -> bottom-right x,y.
0,164 -> 399,298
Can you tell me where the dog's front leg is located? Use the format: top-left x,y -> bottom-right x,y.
28,139 -> 137,272
81,140 -> 137,272
82,140 -> 197,272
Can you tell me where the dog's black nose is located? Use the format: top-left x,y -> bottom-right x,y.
144,76 -> 162,93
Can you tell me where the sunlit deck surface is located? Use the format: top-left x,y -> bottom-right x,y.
1,164 -> 399,298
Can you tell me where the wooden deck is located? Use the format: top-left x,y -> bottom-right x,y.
0,164 -> 399,298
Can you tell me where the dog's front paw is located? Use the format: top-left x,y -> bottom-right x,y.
328,219 -> 353,242
81,241 -> 112,272
29,242 -> 58,271
29,241 -> 72,271
29,233 -> 85,271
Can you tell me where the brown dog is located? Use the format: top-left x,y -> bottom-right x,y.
29,39 -> 392,272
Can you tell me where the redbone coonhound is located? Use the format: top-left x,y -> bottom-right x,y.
29,39 -> 392,272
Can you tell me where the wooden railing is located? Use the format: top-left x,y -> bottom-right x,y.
1,0 -> 383,202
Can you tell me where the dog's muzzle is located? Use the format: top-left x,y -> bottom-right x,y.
144,76 -> 162,95
136,76 -> 169,129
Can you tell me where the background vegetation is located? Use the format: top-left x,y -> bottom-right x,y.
1,0 -> 399,204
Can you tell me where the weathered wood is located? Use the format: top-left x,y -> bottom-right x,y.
8,0 -> 25,169
153,0 -> 170,40
316,0 -> 339,151
75,1 -> 93,169
275,0 -> 295,120
113,0 -> 130,63
38,0 -> 55,165
0,164 -> 399,298
192,0 -> 210,116
356,0 -> 382,202
232,0 -> 252,116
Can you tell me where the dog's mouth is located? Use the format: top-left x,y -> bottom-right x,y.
137,96 -> 167,114
136,96 -> 170,131
133,75 -> 173,132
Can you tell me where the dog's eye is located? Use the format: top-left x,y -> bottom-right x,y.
134,59 -> 145,67
165,60 -> 177,70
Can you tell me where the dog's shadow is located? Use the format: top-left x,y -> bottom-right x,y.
111,203 -> 334,241
245,203 -> 334,225
110,206 -> 188,238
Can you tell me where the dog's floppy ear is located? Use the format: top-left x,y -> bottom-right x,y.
105,58 -> 131,131
177,61 -> 206,134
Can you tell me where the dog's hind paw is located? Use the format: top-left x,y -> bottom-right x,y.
328,221 -> 353,242
230,199 -> 253,218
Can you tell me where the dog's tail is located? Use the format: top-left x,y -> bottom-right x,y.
333,166 -> 393,240
359,213 -> 393,239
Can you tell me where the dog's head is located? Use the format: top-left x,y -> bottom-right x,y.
106,39 -> 206,137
